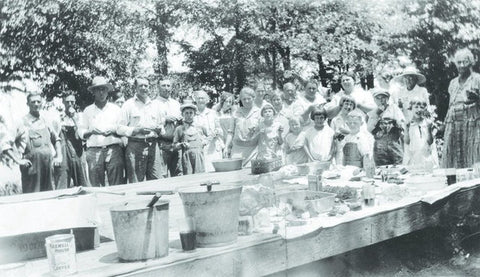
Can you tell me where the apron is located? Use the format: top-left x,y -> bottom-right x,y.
21,126 -> 54,193
343,142 -> 363,168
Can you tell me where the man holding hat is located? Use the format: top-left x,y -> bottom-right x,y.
117,77 -> 166,183
367,88 -> 405,133
392,66 -> 430,122
78,76 -> 125,187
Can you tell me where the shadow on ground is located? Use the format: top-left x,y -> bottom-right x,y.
268,227 -> 480,276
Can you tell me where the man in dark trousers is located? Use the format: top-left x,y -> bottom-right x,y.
21,93 -> 62,193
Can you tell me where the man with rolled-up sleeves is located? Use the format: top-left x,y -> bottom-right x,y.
117,77 -> 165,183
78,76 -> 125,187
156,78 -> 182,177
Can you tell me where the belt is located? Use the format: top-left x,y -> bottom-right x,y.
128,137 -> 157,143
88,143 -> 120,149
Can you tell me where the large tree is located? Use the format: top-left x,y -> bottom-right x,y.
0,0 -> 150,107
379,0 -> 480,120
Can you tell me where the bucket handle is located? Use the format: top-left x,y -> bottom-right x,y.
200,180 -> 220,192
146,193 -> 162,208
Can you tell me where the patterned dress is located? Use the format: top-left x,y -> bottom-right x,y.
442,72 -> 480,168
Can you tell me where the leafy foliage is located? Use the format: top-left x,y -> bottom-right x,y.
0,0 -> 150,108
379,0 -> 480,120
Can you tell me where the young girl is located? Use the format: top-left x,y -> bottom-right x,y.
304,107 -> 335,162
174,100 -> 208,175
341,109 -> 374,168
403,99 -> 438,171
284,116 -> 309,165
252,103 -> 284,161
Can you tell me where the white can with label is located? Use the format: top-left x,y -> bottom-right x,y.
45,234 -> 77,276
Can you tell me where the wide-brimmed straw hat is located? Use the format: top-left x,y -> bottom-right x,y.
180,99 -> 197,113
87,76 -> 114,92
393,67 -> 426,85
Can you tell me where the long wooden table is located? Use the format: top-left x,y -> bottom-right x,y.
20,169 -> 480,276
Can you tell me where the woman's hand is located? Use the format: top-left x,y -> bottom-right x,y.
223,147 -> 231,158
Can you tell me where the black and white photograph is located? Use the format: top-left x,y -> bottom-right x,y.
1,0 -> 480,276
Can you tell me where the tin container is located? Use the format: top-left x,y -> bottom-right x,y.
45,234 -> 77,276
307,174 -> 322,191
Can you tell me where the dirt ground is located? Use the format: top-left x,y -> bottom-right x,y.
270,227 -> 480,277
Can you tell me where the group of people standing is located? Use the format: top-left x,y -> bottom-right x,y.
1,48 -> 480,195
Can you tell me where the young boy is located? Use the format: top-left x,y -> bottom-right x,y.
284,116 -> 309,165
341,109 -> 374,168
403,99 -> 438,170
304,107 -> 335,162
372,110 -> 404,166
173,100 -> 208,175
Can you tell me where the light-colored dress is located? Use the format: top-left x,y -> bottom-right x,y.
304,125 -> 335,162
404,120 -> 438,170
195,108 -> 223,172
231,106 -> 261,165
443,72 -> 480,168
256,120 -> 283,160
284,132 -> 308,165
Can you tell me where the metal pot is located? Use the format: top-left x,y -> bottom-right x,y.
178,182 -> 242,247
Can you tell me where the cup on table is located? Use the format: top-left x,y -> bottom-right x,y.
178,217 -> 196,251
445,168 -> 457,185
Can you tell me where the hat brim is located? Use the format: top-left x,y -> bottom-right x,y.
87,83 -> 114,92
181,104 -> 197,112
393,73 -> 426,85
373,91 -> 390,97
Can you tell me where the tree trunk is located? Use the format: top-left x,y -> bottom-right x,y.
277,45 -> 291,70
317,54 -> 327,87
272,45 -> 277,89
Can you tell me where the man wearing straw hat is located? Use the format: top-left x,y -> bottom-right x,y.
117,77 -> 166,183
78,76 -> 125,186
392,66 -> 430,122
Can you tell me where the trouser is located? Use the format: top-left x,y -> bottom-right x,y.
125,140 -> 164,183
86,144 -> 125,187
160,144 -> 182,177
55,136 -> 88,189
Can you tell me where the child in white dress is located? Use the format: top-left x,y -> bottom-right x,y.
403,99 -> 438,171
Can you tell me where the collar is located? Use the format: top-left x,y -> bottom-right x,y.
157,95 -> 169,102
135,94 -> 151,104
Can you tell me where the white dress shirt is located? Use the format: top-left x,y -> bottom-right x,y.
78,102 -> 123,147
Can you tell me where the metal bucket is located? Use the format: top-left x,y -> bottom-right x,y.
110,200 -> 169,261
178,185 -> 242,247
